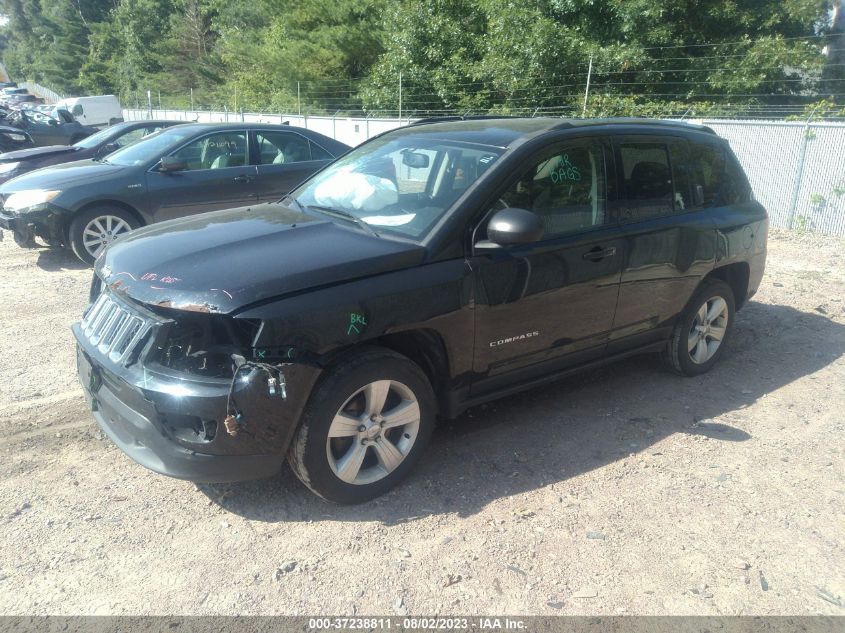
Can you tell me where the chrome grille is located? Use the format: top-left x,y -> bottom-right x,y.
81,290 -> 153,365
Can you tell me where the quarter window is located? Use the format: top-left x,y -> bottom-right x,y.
171,132 -> 248,170
688,143 -> 725,207
722,152 -> 752,205
499,142 -> 607,238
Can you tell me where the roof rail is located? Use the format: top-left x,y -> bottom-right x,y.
570,117 -> 718,135
408,115 -> 521,127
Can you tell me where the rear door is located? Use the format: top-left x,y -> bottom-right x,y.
144,129 -> 258,221
470,136 -> 625,394
608,135 -> 717,353
251,129 -> 335,201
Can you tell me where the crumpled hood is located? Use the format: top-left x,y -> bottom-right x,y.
97,202 -> 426,314
0,159 -> 126,192
0,145 -> 76,162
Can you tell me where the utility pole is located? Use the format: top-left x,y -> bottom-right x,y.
297,81 -> 301,117
398,71 -> 403,121
582,54 -> 593,117
190,87 -> 194,111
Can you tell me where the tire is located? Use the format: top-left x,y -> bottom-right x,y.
287,347 -> 436,504
664,278 -> 736,376
69,206 -> 140,265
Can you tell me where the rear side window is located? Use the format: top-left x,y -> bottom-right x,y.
619,143 -> 674,220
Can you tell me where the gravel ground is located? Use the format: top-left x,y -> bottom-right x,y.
0,229 -> 843,616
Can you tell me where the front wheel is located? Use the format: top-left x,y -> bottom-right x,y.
69,206 -> 140,265
664,278 -> 736,376
287,348 -> 436,504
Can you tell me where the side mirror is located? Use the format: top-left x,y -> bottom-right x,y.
477,208 -> 544,249
402,151 -> 430,169
159,155 -> 187,172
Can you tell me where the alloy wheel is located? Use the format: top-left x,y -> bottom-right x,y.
326,380 -> 421,485
688,296 -> 729,364
82,215 -> 133,259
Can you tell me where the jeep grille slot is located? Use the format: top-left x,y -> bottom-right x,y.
82,291 -> 152,366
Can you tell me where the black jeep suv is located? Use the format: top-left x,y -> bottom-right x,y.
73,117 -> 767,504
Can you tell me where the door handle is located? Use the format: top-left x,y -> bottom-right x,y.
233,174 -> 254,183
582,246 -> 617,261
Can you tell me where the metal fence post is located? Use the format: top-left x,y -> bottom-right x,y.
787,112 -> 817,229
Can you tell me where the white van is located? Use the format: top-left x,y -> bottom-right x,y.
54,95 -> 123,128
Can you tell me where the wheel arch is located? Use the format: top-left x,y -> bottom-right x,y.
66,199 -> 146,242
316,328 -> 451,413
706,262 -> 750,310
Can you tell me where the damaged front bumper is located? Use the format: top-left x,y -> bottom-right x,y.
0,205 -> 66,247
72,317 -> 321,483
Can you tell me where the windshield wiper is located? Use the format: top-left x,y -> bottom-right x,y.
306,204 -> 380,238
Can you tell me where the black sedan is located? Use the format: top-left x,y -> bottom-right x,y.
0,120 -> 181,185
0,122 -> 349,262
3,109 -> 98,147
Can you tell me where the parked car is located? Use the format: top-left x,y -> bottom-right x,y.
5,94 -> 43,107
54,95 -> 123,127
0,122 -> 348,260
69,117 -> 768,503
0,125 -> 33,152
3,109 -> 97,146
0,120 -> 182,185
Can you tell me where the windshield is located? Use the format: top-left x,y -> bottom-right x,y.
105,126 -> 195,166
73,126 -> 121,149
292,135 -> 503,240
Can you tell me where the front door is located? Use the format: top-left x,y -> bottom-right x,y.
145,129 -> 258,222
470,138 -> 624,395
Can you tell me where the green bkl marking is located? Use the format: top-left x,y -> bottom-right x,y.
347,313 -> 367,335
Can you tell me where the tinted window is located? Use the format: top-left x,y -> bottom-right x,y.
619,142 -> 674,220
256,131 -> 314,165
172,131 -> 248,170
310,140 -> 333,160
669,142 -> 694,212
688,143 -> 725,207
500,141 -> 607,238
722,152 -> 752,205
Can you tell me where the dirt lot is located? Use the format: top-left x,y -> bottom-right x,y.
0,230 -> 843,616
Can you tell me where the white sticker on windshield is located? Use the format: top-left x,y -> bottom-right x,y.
362,214 -> 416,227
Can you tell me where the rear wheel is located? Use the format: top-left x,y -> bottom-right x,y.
287,348 -> 435,504
664,278 -> 735,376
69,206 -> 140,265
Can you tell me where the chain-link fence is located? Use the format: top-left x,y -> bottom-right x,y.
704,120 -> 845,235
124,108 -> 845,236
